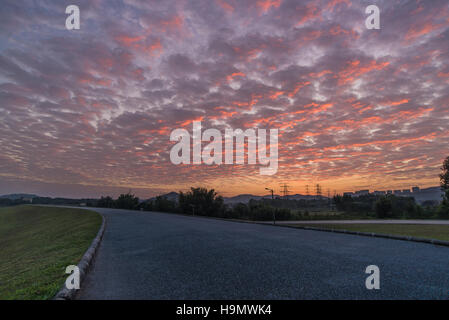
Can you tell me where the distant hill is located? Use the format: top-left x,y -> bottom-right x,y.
146,192 -> 327,205
148,192 -> 179,202
223,194 -> 274,204
287,194 -> 327,200
224,193 -> 327,204
0,194 -> 38,200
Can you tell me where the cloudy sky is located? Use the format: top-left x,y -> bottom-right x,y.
0,0 -> 448,198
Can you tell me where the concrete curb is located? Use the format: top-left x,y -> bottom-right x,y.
53,213 -> 106,300
272,224 -> 449,247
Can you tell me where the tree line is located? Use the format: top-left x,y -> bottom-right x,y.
4,157 -> 448,221
95,156 -> 449,220
96,187 -> 295,221
333,155 -> 449,219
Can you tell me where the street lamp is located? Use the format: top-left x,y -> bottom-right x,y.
265,187 -> 274,200
265,188 -> 275,225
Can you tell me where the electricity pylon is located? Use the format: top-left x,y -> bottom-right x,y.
279,183 -> 290,199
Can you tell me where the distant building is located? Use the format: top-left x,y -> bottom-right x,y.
412,187 -> 444,204
354,190 -> 369,196
342,186 -> 443,203
382,186 -> 444,204
21,197 -> 33,203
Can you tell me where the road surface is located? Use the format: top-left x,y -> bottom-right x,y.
77,208 -> 449,299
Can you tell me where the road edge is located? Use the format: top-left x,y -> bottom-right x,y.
135,209 -> 449,248
272,224 -> 449,247
184,212 -> 449,247
53,212 -> 106,300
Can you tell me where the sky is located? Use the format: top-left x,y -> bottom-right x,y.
0,0 -> 448,199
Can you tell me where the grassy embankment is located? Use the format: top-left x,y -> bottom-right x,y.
288,223 -> 449,241
0,205 -> 102,299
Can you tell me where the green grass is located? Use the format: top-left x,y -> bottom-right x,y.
0,205 -> 102,300
289,223 -> 449,241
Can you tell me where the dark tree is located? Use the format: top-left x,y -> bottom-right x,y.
438,156 -> 449,218
375,196 -> 392,218
333,194 -> 354,212
115,193 -> 139,210
97,196 -> 115,208
440,156 -> 449,199
153,196 -> 177,212
139,200 -> 154,211
178,187 -> 224,216
230,203 -> 250,219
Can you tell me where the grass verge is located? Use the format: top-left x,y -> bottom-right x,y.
0,205 -> 102,300
287,223 -> 449,242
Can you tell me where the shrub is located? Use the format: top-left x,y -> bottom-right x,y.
153,196 -> 177,212
375,196 -> 392,218
97,196 -> 114,208
437,199 -> 449,219
178,187 -> 224,216
115,193 -> 139,210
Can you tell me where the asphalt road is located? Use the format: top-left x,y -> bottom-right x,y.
77,208 -> 449,299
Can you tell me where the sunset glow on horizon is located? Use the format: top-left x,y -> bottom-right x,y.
1,0 -> 449,199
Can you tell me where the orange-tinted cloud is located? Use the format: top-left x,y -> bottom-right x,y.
226,71 -> 246,82
257,0 -> 281,14
404,22 -> 443,43
338,60 -> 390,85
326,0 -> 351,12
115,34 -> 163,56
296,3 -> 321,26
217,0 -> 234,13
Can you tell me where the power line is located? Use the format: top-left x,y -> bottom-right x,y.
315,183 -> 322,199
279,183 -> 290,199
